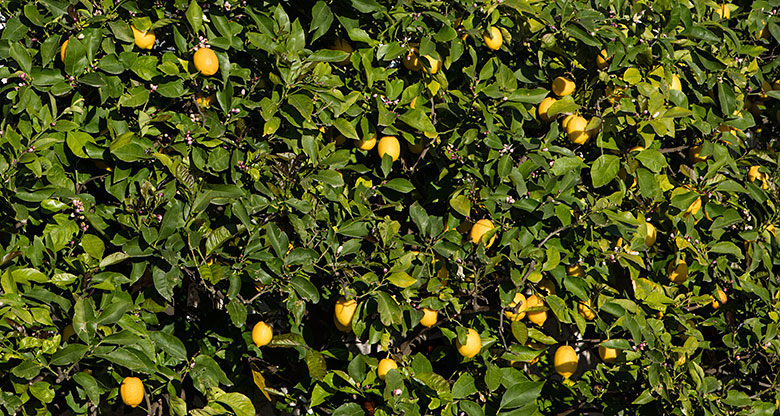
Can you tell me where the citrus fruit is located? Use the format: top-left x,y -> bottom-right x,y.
423,55 -> 441,74
526,295 -> 547,326
470,219 -> 496,247
685,197 -> 702,217
554,345 -> 578,379
578,299 -> 596,321
377,136 -> 400,161
596,49 -> 610,70
331,39 -> 353,66
194,47 -> 219,76
689,145 -> 707,164
196,92 -> 216,108
715,289 -> 727,304
667,259 -> 689,284
748,165 -> 763,183
334,296 -> 358,327
566,115 -> 590,145
252,321 -> 273,347
537,278 -> 556,296
120,377 -> 144,407
356,133 -> 377,151
456,328 -> 481,358
60,39 -> 69,62
552,76 -> 576,96
645,222 -> 657,247
561,114 -> 575,129
714,4 -> 730,19
598,343 -> 617,364
377,358 -> 398,380
131,25 -> 155,50
403,47 -> 421,71
333,314 -> 352,332
483,26 -> 503,50
504,293 -> 527,321
537,97 -> 556,122
566,264 -> 584,277
420,308 -> 438,327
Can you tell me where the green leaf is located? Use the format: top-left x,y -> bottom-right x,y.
499,381 -> 544,410
80,234 -> 105,260
309,2 -> 333,42
452,372 -> 477,399
510,320 -> 528,344
387,272 -> 417,288
449,194 -> 471,217
50,344 -> 89,366
333,118 -> 359,140
375,292 -> 402,326
186,0 -> 203,33
305,349 -> 327,381
213,390 -> 256,416
591,154 -> 620,188
635,149 -> 667,173
398,109 -> 436,134
150,331 -> 188,362
382,178 -> 415,193
290,276 -> 320,303
66,131 -> 95,159
332,403 -> 364,416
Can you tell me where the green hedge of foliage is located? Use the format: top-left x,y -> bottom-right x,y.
1,0 -> 780,414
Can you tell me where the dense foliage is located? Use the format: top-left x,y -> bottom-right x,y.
1,0 -> 779,414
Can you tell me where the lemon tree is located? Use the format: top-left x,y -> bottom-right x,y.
0,0 -> 779,415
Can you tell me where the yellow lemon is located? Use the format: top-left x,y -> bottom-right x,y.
597,49 -> 610,70
715,289 -> 727,304
252,321 -> 273,347
420,308 -> 438,327
537,97 -> 557,122
193,47 -> 219,76
667,259 -> 689,284
505,293 -> 527,321
670,74 -> 682,91
748,165 -> 763,183
131,25 -> 155,50
403,47 -> 422,71
60,39 -> 69,62
333,314 -> 352,332
334,296 -> 358,327
356,133 -> 377,151
578,299 -> 597,321
470,219 -> 496,247
408,138 -> 425,154
196,93 -> 216,108
554,345 -> 578,379
561,114 -> 576,129
456,328 -> 481,358
526,295 -> 547,326
714,4 -> 730,19
685,197 -> 702,217
377,358 -> 398,380
689,145 -> 707,164
645,222 -> 657,247
598,343 -> 617,364
423,55 -> 442,74
483,26 -> 503,50
566,264 -> 584,277
566,115 -> 590,145
552,76 -> 576,97
377,136 -> 400,161
331,39 -> 353,66
120,377 -> 145,407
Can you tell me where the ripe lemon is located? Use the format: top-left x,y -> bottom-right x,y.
333,314 -> 352,332
578,299 -> 596,321
423,56 -> 442,74
667,259 -> 689,284
252,321 -> 273,347
505,293 -> 527,321
537,278 -> 556,296
377,136 -> 400,161
131,25 -> 155,50
561,114 -> 575,129
566,115 -> 590,145
408,138 -> 425,154
377,358 -> 398,380
689,145 -> 707,164
748,165 -> 764,183
331,39 -> 353,66
537,97 -> 557,122
645,222 -> 657,247
526,295 -> 547,326
196,92 -> 216,108
670,74 -> 682,91
403,47 -> 422,71
715,289 -> 727,304
120,377 -> 145,407
356,133 -> 377,151
194,47 -> 219,76
60,39 -> 69,62
685,197 -> 702,217
334,296 -> 358,327
596,49 -> 610,70
455,328 -> 481,358
554,345 -> 578,379
420,308 -> 438,327
483,26 -> 503,50
598,343 -> 617,364
552,76 -> 576,97
714,4 -> 730,19
566,264 -> 584,277
470,219 -> 496,247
